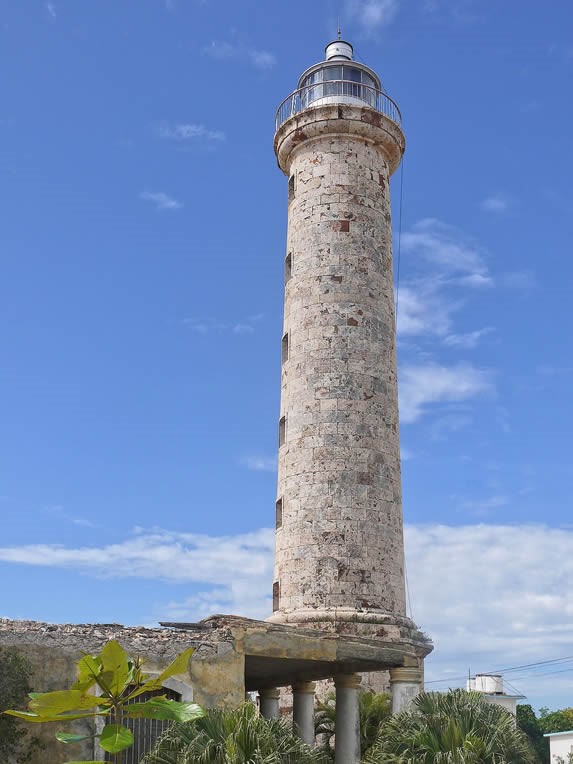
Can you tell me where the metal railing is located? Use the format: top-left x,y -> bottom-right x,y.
275,80 -> 402,131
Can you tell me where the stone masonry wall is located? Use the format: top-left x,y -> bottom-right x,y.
0,619 -> 197,764
272,107 -> 407,632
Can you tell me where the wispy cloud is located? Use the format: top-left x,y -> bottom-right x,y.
46,2 -> 56,18
459,494 -> 509,514
140,191 -> 182,211
443,327 -> 494,349
240,456 -> 278,473
203,41 -> 276,71
44,505 -> 98,529
401,219 -> 493,288
408,523 -> 573,708
397,284 -> 459,338
1,522 -> 572,704
156,123 -> 226,143
183,313 -> 263,336
249,50 -> 277,71
429,412 -> 473,440
399,362 -> 492,424
423,0 -> 480,24
345,0 -> 400,29
500,271 -> 535,290
480,194 -> 510,214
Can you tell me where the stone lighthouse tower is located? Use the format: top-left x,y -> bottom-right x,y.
269,39 -> 430,684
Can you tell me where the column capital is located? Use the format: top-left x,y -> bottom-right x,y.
259,687 -> 281,700
334,673 -> 362,691
292,680 -> 316,694
389,666 -> 422,684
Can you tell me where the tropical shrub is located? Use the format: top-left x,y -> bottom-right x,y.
0,647 -> 44,763
363,689 -> 538,764
141,701 -> 329,764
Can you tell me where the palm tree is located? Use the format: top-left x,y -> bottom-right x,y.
363,689 -> 538,764
140,701 -> 328,764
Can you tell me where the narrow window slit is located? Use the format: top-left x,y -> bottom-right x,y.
288,174 -> 295,202
285,252 -> 292,283
281,332 -> 289,364
275,498 -> 283,528
272,581 -> 280,611
278,416 -> 286,447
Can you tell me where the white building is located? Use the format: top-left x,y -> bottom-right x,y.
544,730 -> 573,762
466,673 -> 525,716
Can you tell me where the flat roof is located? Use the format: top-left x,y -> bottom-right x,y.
544,730 -> 573,738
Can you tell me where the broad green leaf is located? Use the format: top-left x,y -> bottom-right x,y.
4,709 -> 106,723
125,698 -> 204,723
72,654 -> 102,691
100,640 -> 129,696
28,692 -> 42,699
99,723 -> 134,754
56,731 -> 97,744
154,647 -> 195,683
29,690 -> 103,716
127,647 -> 194,699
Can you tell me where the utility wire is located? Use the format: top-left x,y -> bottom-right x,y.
425,655 -> 573,686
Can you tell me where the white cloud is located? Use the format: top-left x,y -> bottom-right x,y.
459,494 -> 509,514
241,456 -> 278,473
345,0 -> 400,28
401,219 -> 493,287
1,522 -> 572,704
399,362 -> 492,423
249,50 -> 277,71
481,194 -> 510,214
0,527 -> 275,588
203,41 -> 276,70
408,523 -> 573,705
140,191 -> 182,211
157,123 -> 226,142
443,327 -> 494,349
183,313 -> 263,336
422,0 -> 480,23
429,412 -> 473,440
46,2 -> 56,18
397,284 -> 459,337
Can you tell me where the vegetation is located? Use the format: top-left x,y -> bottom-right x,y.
141,701 -> 328,764
363,689 -> 537,764
315,690 -> 392,759
3,639 -> 203,764
517,704 -> 549,762
0,647 -> 44,763
517,704 -> 573,764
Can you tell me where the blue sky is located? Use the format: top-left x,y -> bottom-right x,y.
1,0 -> 572,709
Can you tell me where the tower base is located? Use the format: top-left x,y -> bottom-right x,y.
267,607 -> 431,658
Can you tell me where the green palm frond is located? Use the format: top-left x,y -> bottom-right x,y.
363,689 -> 538,764
141,702 -> 328,764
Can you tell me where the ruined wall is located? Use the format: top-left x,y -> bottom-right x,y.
0,619 -> 198,764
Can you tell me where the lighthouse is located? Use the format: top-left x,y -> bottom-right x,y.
269,39 -> 429,693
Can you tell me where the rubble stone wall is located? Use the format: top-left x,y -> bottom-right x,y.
0,619 -> 196,764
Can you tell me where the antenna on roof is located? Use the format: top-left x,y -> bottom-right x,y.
337,17 -> 342,39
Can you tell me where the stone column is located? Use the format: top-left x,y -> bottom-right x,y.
390,666 -> 423,714
292,681 -> 316,746
259,687 -> 281,720
334,673 -> 361,764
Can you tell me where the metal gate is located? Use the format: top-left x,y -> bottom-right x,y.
104,686 -> 181,764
